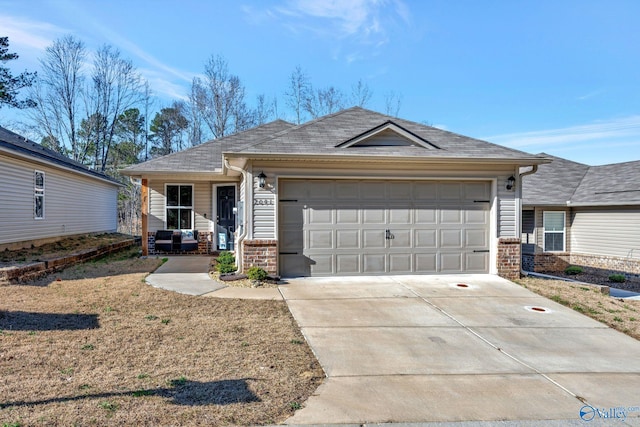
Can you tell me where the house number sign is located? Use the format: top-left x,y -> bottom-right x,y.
253,199 -> 274,206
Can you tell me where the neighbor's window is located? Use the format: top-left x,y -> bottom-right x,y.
166,184 -> 193,230
34,170 -> 45,219
543,211 -> 565,252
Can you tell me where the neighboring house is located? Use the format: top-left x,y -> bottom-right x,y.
0,126 -> 121,251
521,153 -> 640,275
121,107 -> 547,279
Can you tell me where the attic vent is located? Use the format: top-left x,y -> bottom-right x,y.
337,120 -> 439,149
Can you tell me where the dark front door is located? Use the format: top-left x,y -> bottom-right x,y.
217,186 -> 236,250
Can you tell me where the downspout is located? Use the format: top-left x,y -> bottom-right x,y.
519,165 -> 538,276
224,159 -> 248,273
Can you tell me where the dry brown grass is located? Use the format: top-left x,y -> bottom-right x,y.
0,249 -> 323,426
516,277 -> 640,340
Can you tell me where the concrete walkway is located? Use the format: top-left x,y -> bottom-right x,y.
280,275 -> 640,426
145,256 -> 282,299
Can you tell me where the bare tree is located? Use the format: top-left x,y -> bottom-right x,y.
141,80 -> 153,161
384,90 -> 402,117
284,66 -> 311,124
305,86 -> 345,118
351,79 -> 372,107
191,55 -> 250,139
254,94 -> 275,125
89,45 -> 143,172
30,35 -> 86,162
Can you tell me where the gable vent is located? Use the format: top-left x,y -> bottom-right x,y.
336,120 -> 440,149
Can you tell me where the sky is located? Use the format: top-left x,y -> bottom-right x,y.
1,0 -> 639,165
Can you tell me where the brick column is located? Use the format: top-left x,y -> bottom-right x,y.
242,239 -> 278,274
497,237 -> 521,280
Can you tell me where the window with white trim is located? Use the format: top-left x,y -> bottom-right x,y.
34,170 -> 45,219
166,184 -> 193,230
543,211 -> 565,252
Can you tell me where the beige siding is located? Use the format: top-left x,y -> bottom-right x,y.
147,179 -> 213,232
571,207 -> 640,259
497,175 -> 517,237
253,173 -> 276,239
0,154 -> 118,245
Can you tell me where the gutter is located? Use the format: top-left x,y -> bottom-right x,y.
224,159 -> 248,272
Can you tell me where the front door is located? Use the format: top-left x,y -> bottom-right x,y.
217,186 -> 236,251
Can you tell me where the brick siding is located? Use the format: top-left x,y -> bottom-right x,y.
497,237 -> 521,280
242,239 -> 278,274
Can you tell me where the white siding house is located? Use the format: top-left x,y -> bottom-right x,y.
0,126 -> 121,250
122,107 -> 547,279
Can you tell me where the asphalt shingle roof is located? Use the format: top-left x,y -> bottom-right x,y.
122,107 -> 547,176
522,153 -> 640,206
121,119 -> 295,174
0,126 -> 120,185
233,107 -> 546,161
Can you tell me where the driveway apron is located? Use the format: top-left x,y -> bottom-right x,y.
280,275 -> 640,425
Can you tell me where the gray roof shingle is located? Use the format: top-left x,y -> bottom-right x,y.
0,126 -> 120,185
232,107 -> 546,161
522,154 -> 640,206
121,120 -> 294,174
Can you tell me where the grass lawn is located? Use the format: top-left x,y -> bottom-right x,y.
516,276 -> 640,340
0,248 -> 323,426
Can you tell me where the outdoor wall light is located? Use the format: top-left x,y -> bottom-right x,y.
258,171 -> 267,189
506,175 -> 516,191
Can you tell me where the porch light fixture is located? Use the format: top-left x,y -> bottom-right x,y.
506,175 -> 516,191
258,171 -> 267,189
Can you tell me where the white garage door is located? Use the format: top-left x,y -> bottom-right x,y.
279,180 -> 491,277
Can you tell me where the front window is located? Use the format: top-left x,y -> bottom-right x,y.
34,171 -> 45,219
166,184 -> 193,229
543,211 -> 565,252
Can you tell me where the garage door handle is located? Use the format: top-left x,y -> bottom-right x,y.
473,250 -> 490,253
474,200 -> 490,203
279,252 -> 298,255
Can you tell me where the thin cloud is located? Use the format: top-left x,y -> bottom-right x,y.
486,116 -> 640,149
0,14 -> 66,52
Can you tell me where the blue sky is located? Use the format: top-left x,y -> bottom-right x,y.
1,0 -> 639,165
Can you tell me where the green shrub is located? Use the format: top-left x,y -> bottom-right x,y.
247,266 -> 268,281
216,263 -> 237,274
609,274 -> 626,283
564,265 -> 583,275
216,251 -> 235,265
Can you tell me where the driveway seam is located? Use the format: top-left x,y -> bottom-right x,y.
390,276 -> 586,404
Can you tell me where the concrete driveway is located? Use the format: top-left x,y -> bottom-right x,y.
280,274 -> 640,425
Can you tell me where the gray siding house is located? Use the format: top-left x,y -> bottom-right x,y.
122,107 -> 547,279
522,154 -> 640,275
0,126 -> 121,250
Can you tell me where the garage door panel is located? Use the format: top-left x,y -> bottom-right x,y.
415,206 -> 437,224
337,230 -> 359,249
337,208 -> 359,224
363,229 -> 386,249
336,254 -> 360,274
440,229 -> 462,248
363,206 -> 386,224
361,182 -> 386,200
390,229 -> 411,248
309,207 -> 333,224
466,252 -> 489,272
465,229 -> 488,247
464,182 -> 491,200
389,253 -> 412,272
279,180 -> 491,276
308,230 -> 333,249
363,254 -> 386,273
440,253 -> 463,272
440,208 -> 462,224
415,229 -> 437,248
310,254 -> 334,275
389,208 -> 412,224
415,253 -> 437,272
280,204 -> 304,226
